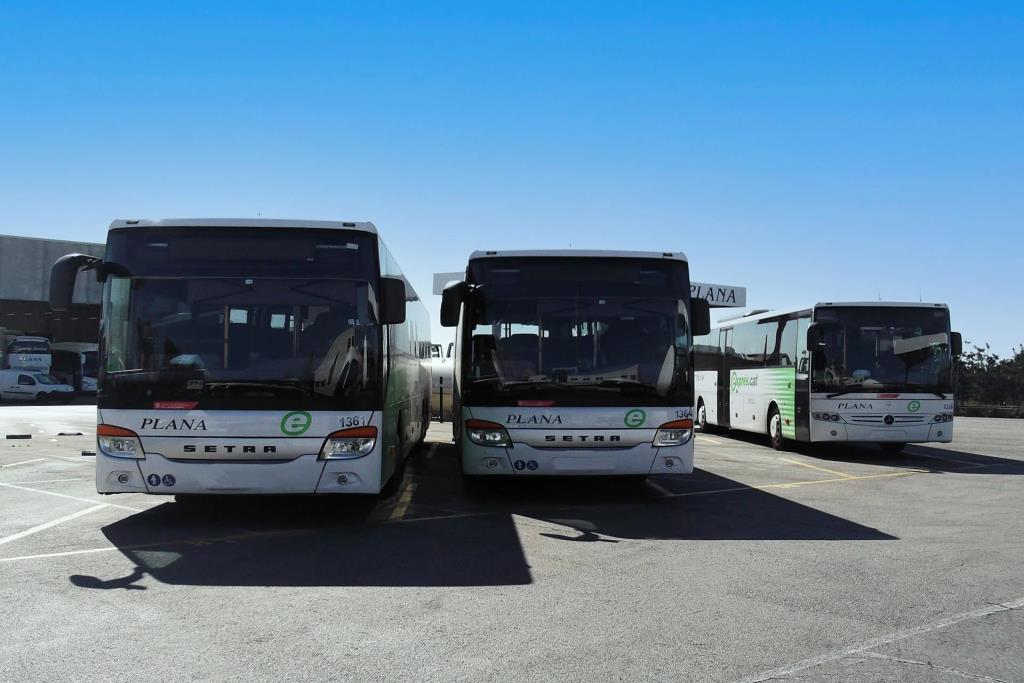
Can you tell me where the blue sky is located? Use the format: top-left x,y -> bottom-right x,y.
1,2 -> 1021,354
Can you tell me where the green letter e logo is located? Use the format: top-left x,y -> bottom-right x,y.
281,411 -> 312,436
624,409 -> 646,428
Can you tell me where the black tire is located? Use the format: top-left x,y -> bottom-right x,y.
696,400 -> 710,432
880,442 -> 907,455
767,404 -> 785,451
417,398 -> 430,448
380,414 -> 407,497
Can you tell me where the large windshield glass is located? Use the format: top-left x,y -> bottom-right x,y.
101,277 -> 381,410
812,306 -> 952,394
7,340 -> 49,354
463,257 -> 693,407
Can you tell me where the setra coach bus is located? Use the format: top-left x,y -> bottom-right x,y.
439,250 -> 710,480
50,218 -> 430,496
693,302 -> 962,453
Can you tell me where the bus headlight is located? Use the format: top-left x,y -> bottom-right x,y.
97,424 -> 144,459
320,426 -> 377,459
932,413 -> 954,423
465,419 -> 512,447
654,419 -> 693,447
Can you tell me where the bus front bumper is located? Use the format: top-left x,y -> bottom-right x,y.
461,442 -> 694,476
810,421 -> 953,444
95,451 -> 386,495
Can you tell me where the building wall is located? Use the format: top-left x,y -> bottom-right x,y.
0,234 -> 104,345
0,234 -> 104,305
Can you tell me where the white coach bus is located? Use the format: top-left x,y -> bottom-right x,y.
693,302 -> 962,453
439,250 -> 710,480
50,219 -> 430,496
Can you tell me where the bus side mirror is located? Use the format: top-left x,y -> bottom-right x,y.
440,282 -> 467,328
807,322 -> 825,350
690,298 -> 710,337
49,253 -> 103,312
950,332 -> 962,357
380,277 -> 407,325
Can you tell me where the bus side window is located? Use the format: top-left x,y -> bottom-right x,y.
796,317 -> 810,375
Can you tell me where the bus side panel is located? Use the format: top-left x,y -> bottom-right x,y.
694,370 -> 718,425
728,367 -> 797,438
381,297 -> 432,484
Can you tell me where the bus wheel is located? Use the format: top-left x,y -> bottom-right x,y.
418,399 -> 430,447
880,442 -> 906,455
767,405 -> 785,451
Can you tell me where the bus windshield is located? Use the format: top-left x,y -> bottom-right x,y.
813,306 -> 953,394
101,276 -> 381,410
463,257 -> 693,407
7,340 -> 49,354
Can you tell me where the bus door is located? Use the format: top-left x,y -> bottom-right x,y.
795,316 -> 811,441
718,327 -> 732,428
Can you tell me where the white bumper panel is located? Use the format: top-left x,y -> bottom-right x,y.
810,420 -> 953,444
95,409 -> 385,494
96,450 -> 386,495
462,405 -> 694,476
461,440 -> 693,476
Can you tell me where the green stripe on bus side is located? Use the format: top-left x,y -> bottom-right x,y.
730,367 -> 797,439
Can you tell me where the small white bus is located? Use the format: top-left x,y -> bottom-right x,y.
693,302 -> 962,453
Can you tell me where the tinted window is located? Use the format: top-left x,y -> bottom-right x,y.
693,330 -> 721,371
731,322 -> 767,369
106,228 -> 378,280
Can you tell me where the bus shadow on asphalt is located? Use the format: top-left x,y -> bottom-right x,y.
69,450 -> 893,590
702,429 -> 1024,475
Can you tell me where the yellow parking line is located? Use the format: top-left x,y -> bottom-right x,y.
388,482 -> 417,521
778,457 -> 856,479
758,470 -> 919,490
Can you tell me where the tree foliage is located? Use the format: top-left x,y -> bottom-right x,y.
957,343 -> 1024,408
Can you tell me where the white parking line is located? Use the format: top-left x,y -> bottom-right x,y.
733,595 -> 1024,683
40,454 -> 91,464
0,482 -> 143,512
0,545 -> 122,564
0,458 -> 45,469
0,504 -> 108,547
696,435 -> 722,445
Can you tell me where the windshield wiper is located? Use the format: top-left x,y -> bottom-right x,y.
826,384 -> 864,399
205,381 -> 313,397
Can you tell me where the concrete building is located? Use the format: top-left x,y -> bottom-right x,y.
0,234 -> 103,346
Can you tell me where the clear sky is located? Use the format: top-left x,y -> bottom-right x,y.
1,2 -> 1021,355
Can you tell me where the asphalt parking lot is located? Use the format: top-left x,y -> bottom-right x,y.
1,407 -> 1022,682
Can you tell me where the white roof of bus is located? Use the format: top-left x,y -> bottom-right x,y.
469,249 -> 687,262
712,301 -> 949,329
108,218 -> 377,234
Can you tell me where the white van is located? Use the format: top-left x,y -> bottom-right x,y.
0,370 -> 75,403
